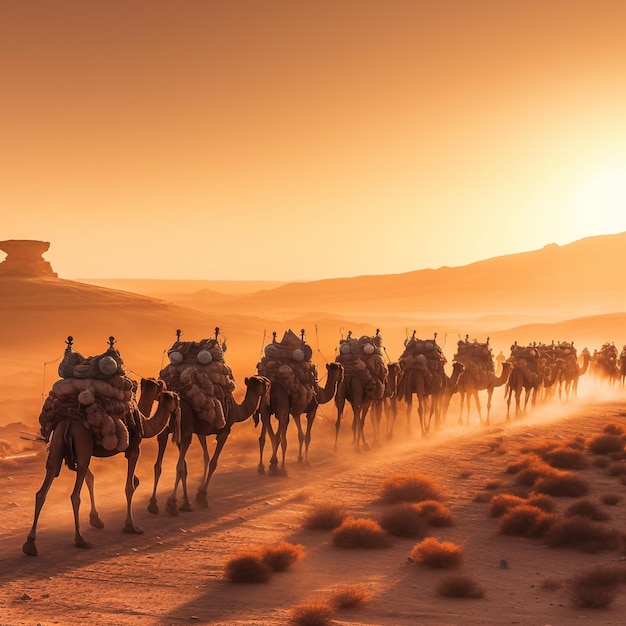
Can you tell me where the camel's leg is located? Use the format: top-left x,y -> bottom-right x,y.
85,468 -> 104,529
167,433 -> 192,515
148,429 -> 169,515
358,402 -> 371,452
385,397 -> 398,440
292,414 -> 306,463
198,428 -> 231,499
195,435 -> 211,507
71,466 -> 92,549
405,396 -> 413,434
277,417 -> 289,476
266,417 -> 281,474
484,390 -> 493,425
369,401 -> 382,447
22,452 -> 64,556
334,397 -> 346,452
257,419 -> 268,474
457,392 -> 465,425
122,449 -> 144,534
474,392 -> 484,425
302,411 -> 315,463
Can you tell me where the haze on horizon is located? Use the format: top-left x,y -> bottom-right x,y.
2,1 -> 626,282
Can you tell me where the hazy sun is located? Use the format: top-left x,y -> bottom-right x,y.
568,164 -> 626,239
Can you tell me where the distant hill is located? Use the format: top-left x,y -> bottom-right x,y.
187,233 -> 626,320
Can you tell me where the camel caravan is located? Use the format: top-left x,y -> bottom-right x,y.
23,327 -> 618,555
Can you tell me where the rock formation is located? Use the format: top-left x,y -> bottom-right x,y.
0,239 -> 57,278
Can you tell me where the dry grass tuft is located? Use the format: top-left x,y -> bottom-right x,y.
542,446 -> 590,470
488,493 -> 526,518
568,566 -> 626,609
606,461 -> 626,476
601,493 -> 622,506
603,423 -> 624,436
414,500 -> 453,526
379,471 -> 443,503
587,433 -> 625,455
498,505 -> 560,539
526,494 -> 556,512
409,537 -> 463,568
533,471 -> 589,497
302,503 -> 347,530
545,516 -> 623,553
259,542 -> 304,572
332,517 -> 392,549
329,584 -> 372,610
436,574 -> 485,598
483,478 -> 502,490
540,578 -> 562,591
473,491 -> 494,503
224,553 -> 272,583
379,503 -> 428,538
289,601 -> 334,626
564,499 -> 610,521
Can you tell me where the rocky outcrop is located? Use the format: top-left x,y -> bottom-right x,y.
0,240 -> 57,278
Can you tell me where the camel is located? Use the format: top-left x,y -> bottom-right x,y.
374,361 -> 400,441
397,361 -> 465,436
23,379 -> 180,556
557,347 -> 590,401
257,362 -> 344,475
590,343 -> 620,387
148,374 -> 270,515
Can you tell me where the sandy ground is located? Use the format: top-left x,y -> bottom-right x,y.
2,380 -> 626,626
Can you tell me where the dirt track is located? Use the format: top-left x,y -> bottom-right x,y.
2,394 -> 626,625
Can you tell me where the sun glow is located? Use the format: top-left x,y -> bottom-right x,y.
567,164 -> 626,240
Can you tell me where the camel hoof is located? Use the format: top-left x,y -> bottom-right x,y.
89,512 -> 105,529
362,443 -> 370,452
147,501 -> 159,515
75,537 -> 92,549
268,464 -> 281,476
179,502 -> 194,513
122,523 -> 144,535
22,539 -> 38,556
166,499 -> 179,516
195,492 -> 209,508
257,465 -> 266,475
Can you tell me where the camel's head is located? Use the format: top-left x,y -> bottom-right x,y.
245,375 -> 271,402
326,361 -> 344,382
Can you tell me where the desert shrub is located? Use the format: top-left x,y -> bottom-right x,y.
545,516 -> 623,552
515,459 -> 559,487
332,517 -> 392,549
543,447 -> 590,470
533,471 -> 589,497
498,505 -> 560,539
415,500 -> 453,526
259,542 -> 304,572
483,479 -> 502,490
488,493 -> 526,518
379,471 -> 442,503
436,574 -> 485,598
603,423 -> 624,436
587,434 -> 625,455
601,493 -> 622,506
290,601 -> 334,626
505,453 -> 541,474
302,503 -> 347,530
540,578 -> 562,591
473,491 -> 494,503
329,585 -> 372,609
568,566 -> 626,609
564,499 -> 610,521
409,537 -> 463,569
606,461 -> 626,476
379,503 -> 428,538
225,554 -> 272,583
526,494 -> 556,512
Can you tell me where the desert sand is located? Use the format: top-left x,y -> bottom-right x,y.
1,236 -> 626,625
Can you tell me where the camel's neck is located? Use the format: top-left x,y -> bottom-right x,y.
141,402 -> 173,438
317,374 -> 340,404
232,389 -> 263,423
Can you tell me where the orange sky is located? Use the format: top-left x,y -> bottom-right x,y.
2,0 -> 626,281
